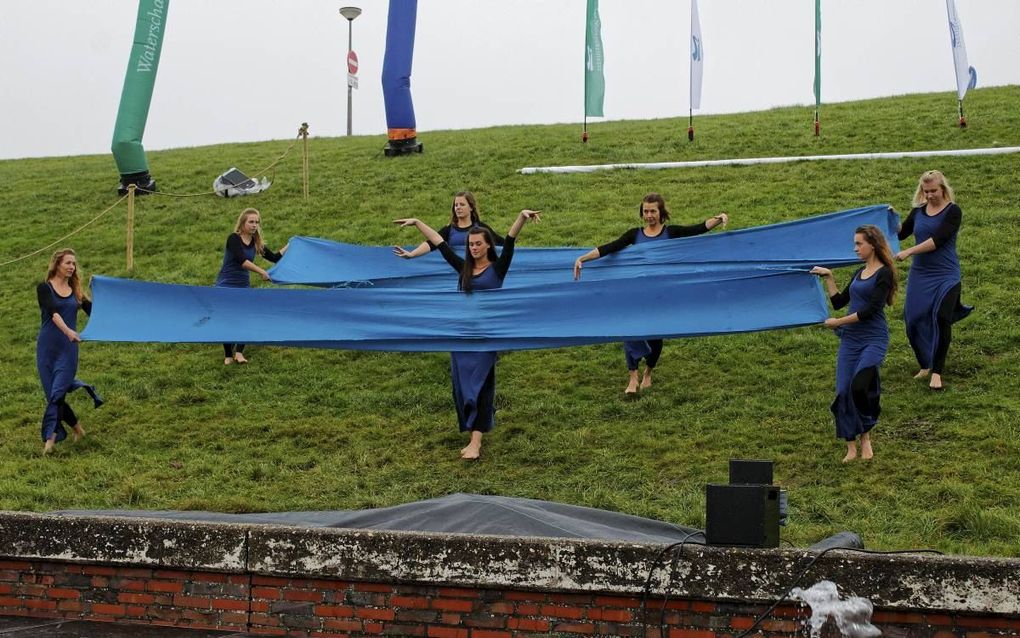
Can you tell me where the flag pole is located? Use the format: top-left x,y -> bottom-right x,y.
688,108 -> 694,142
583,116 -> 589,143
958,100 -> 967,128
813,0 -> 821,136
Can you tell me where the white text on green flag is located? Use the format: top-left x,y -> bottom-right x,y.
584,0 -> 605,118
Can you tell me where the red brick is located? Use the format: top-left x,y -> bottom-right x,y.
595,595 -> 642,608
146,581 -> 184,593
251,600 -> 271,612
153,569 -> 190,580
253,576 -> 291,586
92,603 -> 126,616
323,619 -> 363,632
46,588 -> 80,600
762,619 -> 801,632
933,632 -> 958,638
392,595 -> 430,609
252,628 -> 287,636
212,598 -> 249,611
552,622 -> 596,634
352,582 -> 393,593
315,604 -> 355,618
0,561 -> 32,570
250,613 -> 281,627
426,627 -> 469,638
0,584 -> 12,595
190,572 -> 229,583
515,603 -> 539,615
118,568 -> 154,578
253,587 -> 283,599
926,614 -> 954,626
588,608 -> 633,622
17,584 -> 47,597
431,598 -> 474,612
665,600 -> 691,610
221,612 -> 249,625
173,594 -> 212,609
436,587 -> 480,599
38,575 -> 55,586
57,601 -> 84,612
117,578 -> 147,591
689,601 -> 716,613
730,617 -> 756,630
118,593 -> 155,605
504,591 -> 541,602
306,578 -> 348,591
548,593 -> 593,605
957,617 -> 1014,630
82,566 -> 117,576
0,571 -> 21,582
472,631 -> 511,638
283,589 -> 323,602
355,608 -> 395,621
440,613 -> 461,625
484,602 -> 515,614
124,605 -> 147,617
668,630 -> 715,638
540,604 -> 585,619
23,599 -> 57,611
363,622 -> 385,634
508,617 -> 551,632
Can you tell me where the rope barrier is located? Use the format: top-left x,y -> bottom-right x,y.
0,194 -> 129,269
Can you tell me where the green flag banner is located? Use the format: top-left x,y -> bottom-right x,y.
111,0 -> 169,191
813,0 -> 821,111
584,0 -> 605,118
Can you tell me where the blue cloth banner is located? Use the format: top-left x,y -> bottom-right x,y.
269,205 -> 899,289
82,270 -> 829,353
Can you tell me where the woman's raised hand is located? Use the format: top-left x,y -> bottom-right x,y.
810,266 -> 833,277
521,209 -> 542,222
393,218 -> 420,227
393,245 -> 414,258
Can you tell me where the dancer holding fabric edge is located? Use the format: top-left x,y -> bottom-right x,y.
895,170 -> 971,391
572,193 -> 729,395
215,208 -> 288,365
811,225 -> 898,463
394,208 -> 542,460
392,191 -> 505,259
36,249 -> 103,455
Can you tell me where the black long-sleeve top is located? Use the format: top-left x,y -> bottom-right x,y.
897,204 -> 962,248
596,222 -> 711,257
426,221 -> 506,250
37,283 -> 92,316
225,233 -> 283,264
436,236 -> 517,282
829,266 -> 893,322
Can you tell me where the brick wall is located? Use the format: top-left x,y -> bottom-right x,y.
1,513 -> 1019,637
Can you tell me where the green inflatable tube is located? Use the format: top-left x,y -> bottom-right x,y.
111,0 -> 168,194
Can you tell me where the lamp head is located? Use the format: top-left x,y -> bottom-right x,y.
339,6 -> 362,21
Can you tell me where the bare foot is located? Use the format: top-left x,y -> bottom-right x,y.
224,357 -> 233,365
625,371 -> 639,395
860,434 -> 877,459
233,353 -> 248,364
929,373 -> 944,391
43,437 -> 56,455
460,432 -> 483,460
842,442 -> 858,464
913,368 -> 930,379
640,369 -> 653,389
72,424 -> 86,442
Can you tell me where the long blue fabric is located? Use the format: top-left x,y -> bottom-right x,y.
268,205 -> 900,289
83,269 -> 828,353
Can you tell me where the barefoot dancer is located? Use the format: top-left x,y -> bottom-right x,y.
572,193 -> 728,395
395,209 -> 541,460
811,225 -> 898,463
215,208 -> 287,365
36,249 -> 103,455
895,170 -> 972,391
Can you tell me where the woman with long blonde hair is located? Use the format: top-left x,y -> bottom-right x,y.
811,225 -> 898,463
214,208 -> 288,364
36,248 -> 103,454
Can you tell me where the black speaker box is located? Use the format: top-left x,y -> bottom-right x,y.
729,459 -> 773,485
705,483 -> 780,548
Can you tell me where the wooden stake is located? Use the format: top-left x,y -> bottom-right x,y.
126,184 -> 136,271
299,122 -> 310,199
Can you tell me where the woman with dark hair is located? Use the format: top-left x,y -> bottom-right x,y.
895,170 -> 971,391
36,248 -> 103,454
572,193 -> 729,394
394,208 -> 541,459
811,225 -> 898,463
392,191 -> 505,259
215,208 -> 288,365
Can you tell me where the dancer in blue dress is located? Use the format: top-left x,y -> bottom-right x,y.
811,225 -> 898,463
36,249 -> 103,455
572,193 -> 729,394
215,208 -> 287,365
395,208 -> 541,459
895,170 -> 971,391
392,191 -> 504,259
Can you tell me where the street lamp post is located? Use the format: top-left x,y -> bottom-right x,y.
339,6 -> 362,136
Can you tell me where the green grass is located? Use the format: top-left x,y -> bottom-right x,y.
2,87 -> 1019,556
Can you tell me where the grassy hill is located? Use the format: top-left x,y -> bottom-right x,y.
1,87 -> 1018,556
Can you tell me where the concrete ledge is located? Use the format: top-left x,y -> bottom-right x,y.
2,512 -> 1018,615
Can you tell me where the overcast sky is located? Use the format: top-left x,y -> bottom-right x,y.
1,0 -> 1018,160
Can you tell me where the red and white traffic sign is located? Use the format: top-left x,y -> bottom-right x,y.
347,50 -> 359,75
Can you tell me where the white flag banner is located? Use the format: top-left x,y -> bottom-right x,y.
945,0 -> 974,100
690,0 -> 704,110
